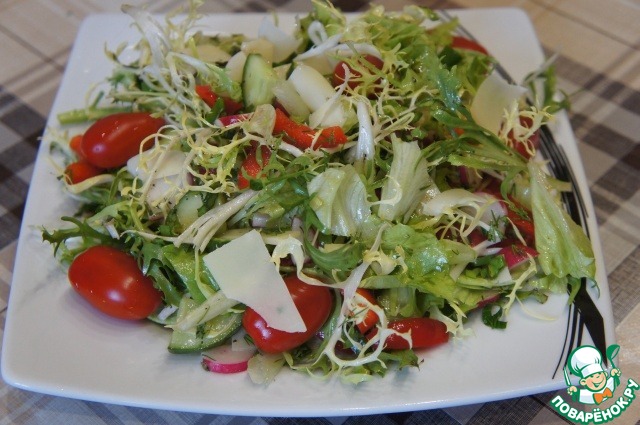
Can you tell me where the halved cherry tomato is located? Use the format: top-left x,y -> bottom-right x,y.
64,161 -> 103,184
451,36 -> 489,55
238,143 -> 271,190
81,112 -> 165,169
195,85 -> 243,115
332,54 -> 384,90
68,245 -> 163,320
242,275 -> 333,354
273,108 -> 348,150
352,288 -> 379,335
367,317 -> 449,350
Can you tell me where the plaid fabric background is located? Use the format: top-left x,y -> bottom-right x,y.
1,0 -> 639,424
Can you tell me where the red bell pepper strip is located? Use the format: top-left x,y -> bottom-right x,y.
195,85 -> 243,115
238,143 -> 272,190
273,108 -> 348,150
351,288 -> 379,335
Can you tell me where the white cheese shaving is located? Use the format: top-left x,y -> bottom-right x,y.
470,70 -> 528,135
202,230 -> 307,333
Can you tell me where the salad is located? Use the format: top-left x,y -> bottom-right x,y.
43,0 -> 596,384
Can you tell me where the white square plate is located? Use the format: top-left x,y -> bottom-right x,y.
1,8 -> 615,417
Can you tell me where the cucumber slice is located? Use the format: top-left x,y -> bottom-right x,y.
242,53 -> 278,111
168,297 -> 242,354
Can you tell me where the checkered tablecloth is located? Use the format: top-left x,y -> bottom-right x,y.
1,0 -> 639,424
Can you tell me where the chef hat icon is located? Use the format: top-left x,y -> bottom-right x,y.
568,346 -> 605,379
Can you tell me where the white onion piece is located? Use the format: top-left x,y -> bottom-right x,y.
225,51 -> 247,83
355,100 -> 374,160
156,304 -> 178,321
127,150 -> 187,181
241,38 -> 275,63
475,191 -> 508,237
307,20 -> 328,45
494,265 -> 513,286
251,213 -> 270,228
230,328 -> 256,352
193,43 -> 231,63
288,63 -> 336,111
104,221 -> 120,239
258,18 -> 301,63
332,43 -> 381,60
272,80 -> 310,121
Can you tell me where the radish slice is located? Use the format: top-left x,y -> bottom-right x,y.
499,245 -> 538,270
230,328 -> 256,352
215,113 -> 251,127
201,345 -> 256,374
459,166 -> 482,188
476,293 -> 501,309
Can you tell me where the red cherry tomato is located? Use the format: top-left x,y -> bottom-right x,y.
64,161 -> 103,184
451,36 -> 489,55
238,143 -> 271,190
242,275 -> 333,354
332,54 -> 384,89
69,134 -> 85,160
368,317 -> 449,350
68,246 -> 163,320
80,112 -> 165,169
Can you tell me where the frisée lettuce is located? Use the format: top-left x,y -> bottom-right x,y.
42,0 -> 595,384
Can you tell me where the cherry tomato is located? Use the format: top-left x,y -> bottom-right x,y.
81,112 -> 165,169
242,275 -> 333,354
351,288 -> 379,335
332,54 -> 384,90
451,36 -> 489,55
368,317 -> 449,350
64,161 -> 103,184
69,134 -> 85,160
68,245 -> 163,320
238,143 -> 271,190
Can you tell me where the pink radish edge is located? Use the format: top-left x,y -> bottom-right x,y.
201,345 -> 256,374
498,245 -> 538,270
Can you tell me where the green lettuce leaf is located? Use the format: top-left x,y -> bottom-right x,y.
529,162 -> 596,280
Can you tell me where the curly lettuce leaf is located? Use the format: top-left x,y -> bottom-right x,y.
529,162 -> 596,280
